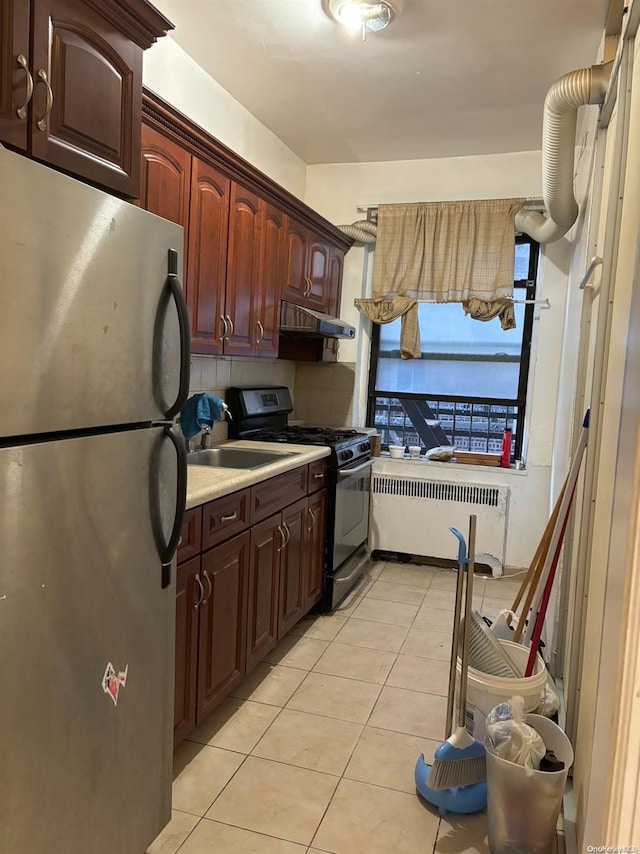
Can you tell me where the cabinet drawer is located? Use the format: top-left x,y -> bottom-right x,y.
202,489 -> 251,550
307,460 -> 328,493
178,508 -> 203,564
250,466 -> 308,524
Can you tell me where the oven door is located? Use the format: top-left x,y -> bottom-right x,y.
332,457 -> 374,571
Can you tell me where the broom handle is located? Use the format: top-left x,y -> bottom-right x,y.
524,504 -> 574,676
445,544 -> 467,739
510,477 -> 568,634
458,514 -> 477,728
511,478 -> 567,613
522,413 -> 589,646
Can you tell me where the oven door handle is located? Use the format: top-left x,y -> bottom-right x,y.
338,458 -> 375,478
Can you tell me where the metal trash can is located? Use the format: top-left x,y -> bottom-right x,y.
486,714 -> 574,854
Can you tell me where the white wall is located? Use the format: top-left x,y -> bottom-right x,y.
305,150 -> 584,568
143,36 -> 307,199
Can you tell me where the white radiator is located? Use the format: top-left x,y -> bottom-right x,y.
370,473 -> 510,568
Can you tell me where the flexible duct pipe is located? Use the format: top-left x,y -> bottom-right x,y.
337,219 -> 378,245
337,62 -> 612,247
515,61 -> 613,243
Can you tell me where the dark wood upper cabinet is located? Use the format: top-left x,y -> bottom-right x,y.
139,122 -> 191,229
174,555 -> 200,747
283,219 -> 309,305
306,238 -> 330,313
224,182 -> 262,357
140,91 -> 353,361
256,203 -> 286,357
0,0 -> 31,151
0,0 -> 171,195
187,157 -> 230,355
196,532 -> 249,722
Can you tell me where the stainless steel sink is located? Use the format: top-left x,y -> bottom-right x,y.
186,447 -> 297,469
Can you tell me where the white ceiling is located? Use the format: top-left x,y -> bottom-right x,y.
153,0 -> 610,165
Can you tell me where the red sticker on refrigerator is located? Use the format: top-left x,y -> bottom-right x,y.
101,662 -> 129,707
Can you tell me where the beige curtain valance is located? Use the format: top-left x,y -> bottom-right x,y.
354,296 -> 420,359
372,198 -> 525,302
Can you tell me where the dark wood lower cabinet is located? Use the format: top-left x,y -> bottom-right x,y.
278,498 -> 306,638
196,531 -> 249,722
304,489 -> 327,612
174,556 -> 200,747
173,468 -> 329,747
247,515 -> 281,674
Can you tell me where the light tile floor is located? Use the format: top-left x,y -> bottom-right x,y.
147,560 -> 547,854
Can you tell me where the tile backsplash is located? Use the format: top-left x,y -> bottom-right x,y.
187,356 -> 356,439
294,362 -> 356,428
188,356 -> 297,442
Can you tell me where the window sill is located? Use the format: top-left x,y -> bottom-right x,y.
374,454 -> 528,476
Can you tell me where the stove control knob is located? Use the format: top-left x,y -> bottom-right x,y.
359,442 -> 371,453
342,449 -> 354,461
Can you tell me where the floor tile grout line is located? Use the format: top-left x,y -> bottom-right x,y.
172,815 -> 202,854
198,810 -> 336,850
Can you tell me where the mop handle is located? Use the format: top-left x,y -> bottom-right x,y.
521,412 -> 589,647
447,527 -> 468,738
510,477 -> 568,625
524,492 -> 576,676
458,514 -> 477,728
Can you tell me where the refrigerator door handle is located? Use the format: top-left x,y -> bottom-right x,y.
157,424 -> 188,588
164,248 -> 191,419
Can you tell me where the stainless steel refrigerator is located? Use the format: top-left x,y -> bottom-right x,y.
0,146 -> 190,854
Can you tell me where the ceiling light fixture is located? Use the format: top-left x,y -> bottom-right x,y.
327,0 -> 403,41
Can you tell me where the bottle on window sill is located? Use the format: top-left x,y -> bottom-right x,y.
500,428 -> 513,468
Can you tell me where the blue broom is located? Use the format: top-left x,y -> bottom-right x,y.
415,516 -> 486,810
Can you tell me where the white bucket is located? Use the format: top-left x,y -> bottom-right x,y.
456,640 -> 547,740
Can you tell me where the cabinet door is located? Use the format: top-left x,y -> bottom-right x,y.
304,489 -> 327,612
0,0 -> 31,151
247,514 -> 280,673
321,246 -> 345,361
196,531 -> 249,721
139,123 -> 191,232
278,498 -> 307,637
282,219 -> 308,305
224,182 -> 262,356
177,506 -> 202,565
256,203 -> 286,358
31,0 -> 142,196
187,157 -> 230,355
306,236 -> 330,312
174,556 -> 201,747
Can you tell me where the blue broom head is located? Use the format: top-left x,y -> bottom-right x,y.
414,754 -> 487,816
428,736 -> 487,790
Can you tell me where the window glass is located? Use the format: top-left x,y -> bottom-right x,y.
367,237 -> 539,461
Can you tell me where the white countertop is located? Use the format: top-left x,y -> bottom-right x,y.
186,440 -> 331,509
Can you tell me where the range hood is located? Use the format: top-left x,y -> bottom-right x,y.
279,301 -> 356,339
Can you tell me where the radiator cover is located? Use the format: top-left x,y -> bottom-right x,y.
370,473 -> 510,567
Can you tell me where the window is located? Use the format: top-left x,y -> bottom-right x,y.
366,236 -> 539,462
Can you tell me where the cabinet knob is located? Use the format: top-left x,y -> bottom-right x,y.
35,69 -> 54,132
15,56 -> 34,120
219,314 -> 228,343
220,511 -> 237,523
256,319 -> 264,345
276,525 -> 286,552
225,314 -> 234,340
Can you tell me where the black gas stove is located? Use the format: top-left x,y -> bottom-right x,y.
248,427 -> 371,467
226,387 -> 371,468
226,386 -> 373,610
